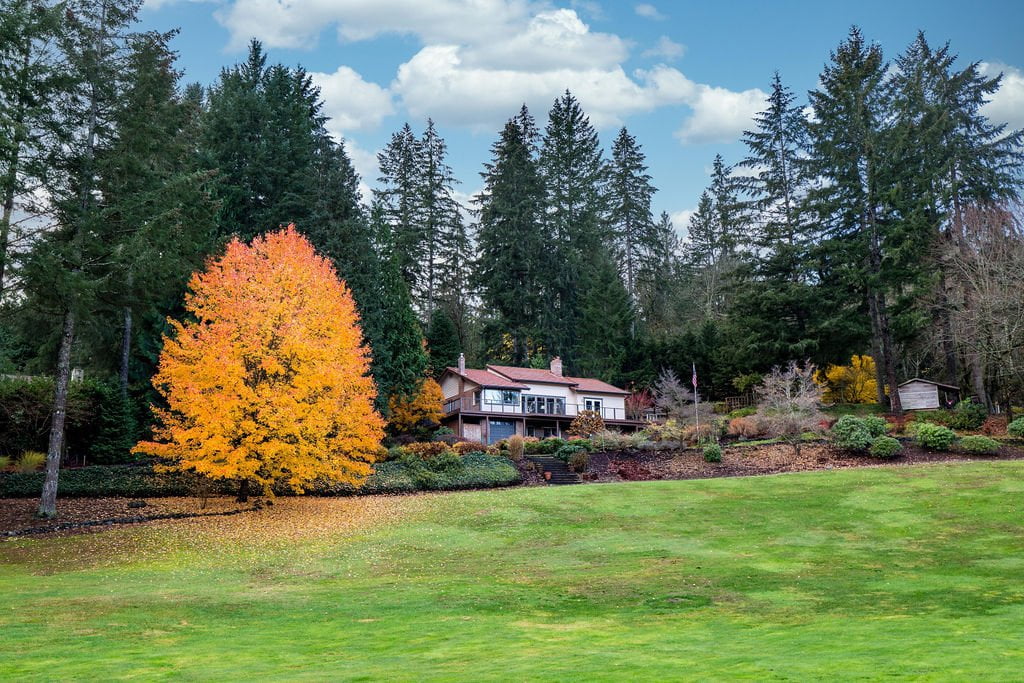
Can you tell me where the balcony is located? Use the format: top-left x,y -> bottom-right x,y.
442,395 -> 637,422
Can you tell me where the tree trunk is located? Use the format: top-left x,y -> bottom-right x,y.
967,350 -> 990,410
866,293 -> 887,406
236,478 -> 250,503
0,48 -> 30,296
38,310 -> 76,518
119,305 -> 132,400
936,269 -> 959,385
875,293 -> 902,414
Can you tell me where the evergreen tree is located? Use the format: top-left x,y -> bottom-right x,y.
25,0 -> 145,517
575,246 -> 633,383
807,27 -> 903,410
538,91 -> 610,368
608,127 -> 657,316
474,110 -> 546,365
374,123 -> 421,289
0,0 -> 65,298
637,211 -> 684,337
417,119 -> 466,316
425,307 -> 461,378
200,40 -> 323,240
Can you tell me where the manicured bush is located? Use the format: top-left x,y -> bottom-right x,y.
452,441 -> 485,456
523,437 -> 566,455
862,415 -> 890,438
947,399 -> 986,431
404,441 -> 453,459
0,455 -> 522,498
554,443 -> 589,463
727,416 -> 763,439
868,436 -> 902,459
958,435 -> 1001,455
830,415 -> 873,451
703,442 -> 722,462
1008,417 -> 1024,438
727,406 -> 757,419
914,422 -> 956,451
910,409 -> 952,426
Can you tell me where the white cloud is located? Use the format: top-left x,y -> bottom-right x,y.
670,208 -> 695,229
980,62 -> 1024,132
642,35 -> 685,61
216,0 -> 531,51
341,137 -> 379,202
675,84 -> 767,144
312,66 -> 394,133
634,3 -> 665,20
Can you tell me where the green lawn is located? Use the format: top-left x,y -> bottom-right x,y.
4,462 -> 1024,680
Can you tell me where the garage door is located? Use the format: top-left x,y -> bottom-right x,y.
488,419 -> 516,445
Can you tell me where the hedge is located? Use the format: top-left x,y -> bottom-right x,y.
0,453 -> 521,499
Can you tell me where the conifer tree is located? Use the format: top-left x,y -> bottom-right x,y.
375,123 -> 421,289
538,91 -> 610,368
474,110 -> 546,364
608,127 -> 657,314
575,246 -> 633,383
637,211 -> 684,337
425,307 -> 461,378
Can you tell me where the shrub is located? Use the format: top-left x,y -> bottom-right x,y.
830,415 -> 873,451
958,435 -> 1001,455
703,442 -> 722,462
384,446 -> 407,461
524,437 -> 566,455
453,441 -> 485,456
16,450 -> 47,472
712,402 -> 729,414
914,422 -> 956,451
644,419 -> 686,443
404,441 -> 453,459
681,423 -> 715,445
568,410 -> 605,437
0,455 -> 9,470
947,399 -> 986,431
507,434 -> 525,461
567,449 -> 589,473
727,406 -> 757,419
554,443 -> 591,464
980,416 -> 1008,436
869,436 -> 902,459
862,415 -> 890,438
727,416 -> 763,439
755,360 -> 826,457
1007,417 -> 1024,438
910,409 -> 952,426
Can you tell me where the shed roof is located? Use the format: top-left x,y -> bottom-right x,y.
897,378 -> 961,391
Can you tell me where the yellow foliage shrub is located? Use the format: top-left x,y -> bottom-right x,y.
388,378 -> 444,434
816,355 -> 878,404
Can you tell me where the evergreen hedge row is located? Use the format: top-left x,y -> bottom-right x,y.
0,453 -> 521,498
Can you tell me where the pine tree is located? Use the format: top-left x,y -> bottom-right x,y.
27,0 -> 145,517
0,0 -> 64,298
608,127 -> 657,316
374,123 -> 421,289
575,246 -> 633,383
425,307 -> 461,378
538,91 -> 610,368
637,211 -> 683,337
807,26 -> 903,411
474,110 -> 546,365
417,119 -> 466,316
200,40 -> 323,241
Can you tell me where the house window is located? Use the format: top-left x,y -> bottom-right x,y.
584,398 -> 603,413
483,389 -> 520,406
522,395 -> 566,415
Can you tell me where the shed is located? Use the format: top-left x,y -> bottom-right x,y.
897,379 -> 961,411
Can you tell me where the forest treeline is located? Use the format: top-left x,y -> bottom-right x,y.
1,0 -> 1023,433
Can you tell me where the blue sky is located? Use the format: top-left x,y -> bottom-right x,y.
140,0 -> 1024,232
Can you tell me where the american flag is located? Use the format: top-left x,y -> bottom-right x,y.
692,363 -> 698,389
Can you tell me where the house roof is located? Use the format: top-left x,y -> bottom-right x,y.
444,367 -> 528,389
486,365 -> 578,386
897,378 -> 961,391
566,376 -> 631,395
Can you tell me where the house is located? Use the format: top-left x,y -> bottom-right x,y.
897,378 -> 961,411
440,355 -> 643,444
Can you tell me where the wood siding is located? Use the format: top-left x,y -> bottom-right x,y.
898,381 -> 939,410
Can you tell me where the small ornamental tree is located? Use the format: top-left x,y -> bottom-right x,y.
816,355 -> 878,404
134,226 -> 385,499
388,377 -> 445,437
653,368 -> 694,420
755,360 -> 826,457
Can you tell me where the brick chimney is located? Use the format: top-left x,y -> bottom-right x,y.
458,352 -> 466,373
550,356 -> 563,377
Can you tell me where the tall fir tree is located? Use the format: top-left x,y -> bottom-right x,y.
425,306 -> 462,378
374,123 -> 421,290
474,109 -> 546,364
608,126 -> 657,320
538,91 -> 610,369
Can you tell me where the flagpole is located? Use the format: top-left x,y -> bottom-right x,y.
693,363 -> 699,435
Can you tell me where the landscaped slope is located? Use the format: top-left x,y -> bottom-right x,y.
3,462 -> 1024,679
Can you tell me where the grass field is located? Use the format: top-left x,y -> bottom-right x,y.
3,462 -> 1024,680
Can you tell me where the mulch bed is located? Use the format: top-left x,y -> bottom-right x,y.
584,440 -> 1024,483
0,497 -> 253,537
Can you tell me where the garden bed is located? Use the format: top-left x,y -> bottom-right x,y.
584,440 -> 1024,482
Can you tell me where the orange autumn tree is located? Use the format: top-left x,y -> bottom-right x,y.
134,225 -> 384,498
388,378 -> 444,435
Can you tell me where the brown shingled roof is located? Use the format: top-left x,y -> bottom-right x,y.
566,376 -> 631,395
486,364 -> 578,386
444,367 -> 528,389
